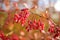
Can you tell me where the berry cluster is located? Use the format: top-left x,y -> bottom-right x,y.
48,20 -> 60,39
14,8 -> 30,26
0,30 -> 10,40
26,19 -> 44,32
48,20 -> 55,33
0,30 -> 19,40
53,26 -> 60,39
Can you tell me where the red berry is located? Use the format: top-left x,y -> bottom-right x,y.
14,14 -> 19,23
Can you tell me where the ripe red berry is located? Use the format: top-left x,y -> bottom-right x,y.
14,14 -> 19,23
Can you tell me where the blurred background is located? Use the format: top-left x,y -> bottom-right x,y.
0,0 -> 59,10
